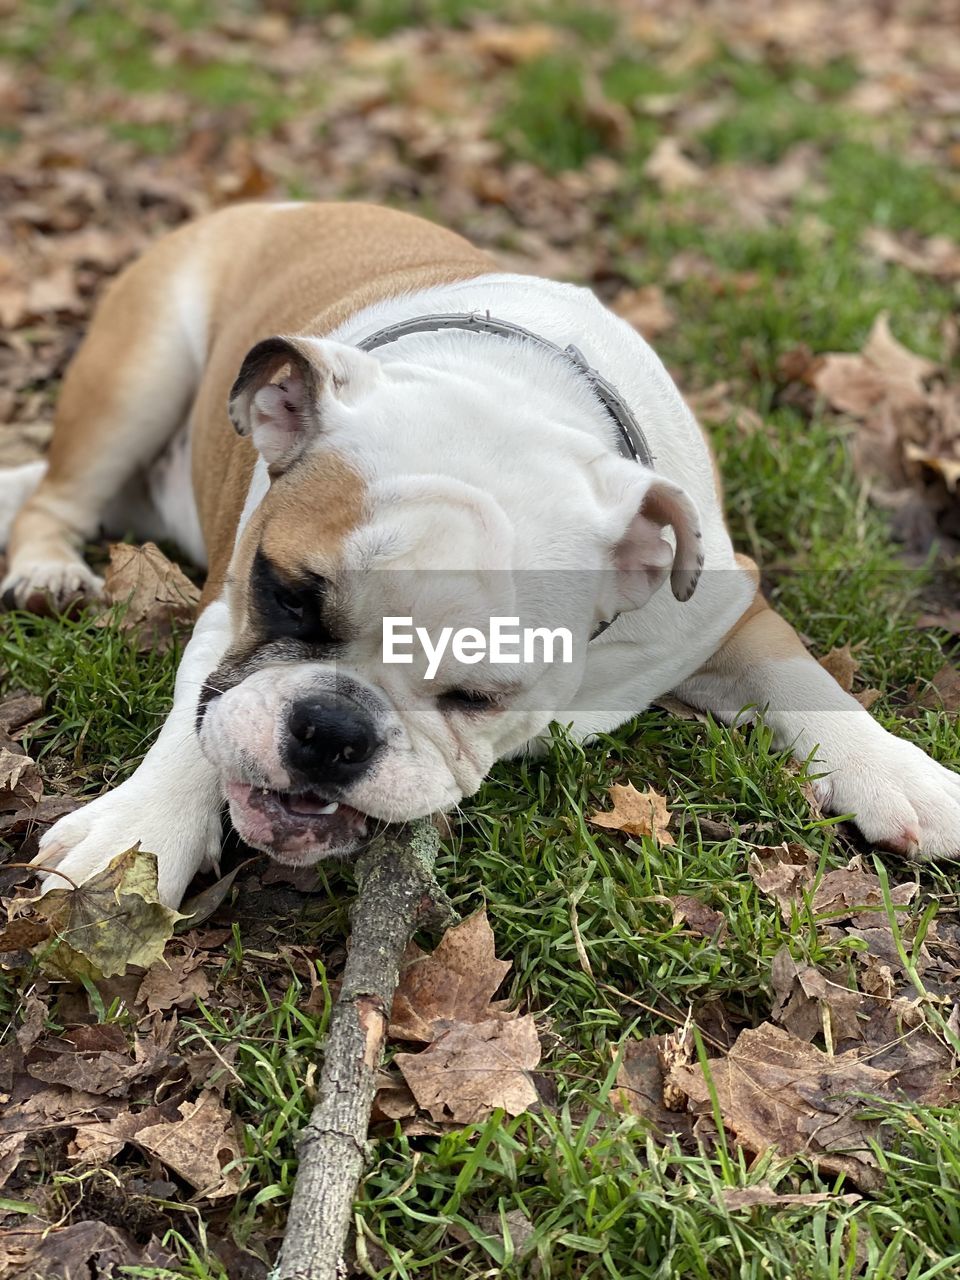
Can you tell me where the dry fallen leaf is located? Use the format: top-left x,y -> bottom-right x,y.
0,792 -> 82,842
382,910 -> 542,1127
0,280 -> 28,330
394,1015 -> 541,1124
612,284 -> 676,340
915,663 -> 960,713
770,945 -> 864,1046
133,1090 -> 243,1199
27,1035 -> 174,1097
854,688 -> 883,710
915,608 -> 960,636
69,1105 -> 168,1165
750,848 -> 918,928
588,782 -> 675,844
811,856 -> 917,923
2,1221 -> 176,1280
102,541 -> 200,651
15,990 -> 47,1053
658,1022 -> 695,1111
469,22 -> 560,65
389,910 -> 512,1042
723,1186 -> 861,1211
0,743 -> 42,817
0,691 -> 44,734
817,644 -> 859,692
713,145 -> 822,229
670,895 -> 727,940
25,265 -> 84,319
814,312 -> 936,418
653,692 -> 711,723
808,311 -> 960,553
668,1022 -> 892,1188
748,843 -> 818,919
612,1035 -> 695,1141
476,1206 -> 535,1258
0,420 -> 54,468
136,952 -> 211,1014
0,917 -> 52,952
32,846 -> 181,981
863,227 -> 960,281
370,1067 -> 418,1126
643,137 -> 703,193
904,441 -> 960,492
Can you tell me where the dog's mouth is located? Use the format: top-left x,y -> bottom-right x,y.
225,781 -> 371,865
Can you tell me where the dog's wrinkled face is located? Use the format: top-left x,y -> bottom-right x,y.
197,334 -> 702,865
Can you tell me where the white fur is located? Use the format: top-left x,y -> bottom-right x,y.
144,424 -> 207,566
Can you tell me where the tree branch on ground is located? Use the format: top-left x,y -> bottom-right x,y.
272,818 -> 455,1280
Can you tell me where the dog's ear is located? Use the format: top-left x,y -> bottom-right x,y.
613,476 -> 704,607
228,336 -> 382,473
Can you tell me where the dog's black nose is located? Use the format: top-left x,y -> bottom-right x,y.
285,698 -> 378,785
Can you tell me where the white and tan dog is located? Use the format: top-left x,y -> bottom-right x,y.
1,202 -> 958,906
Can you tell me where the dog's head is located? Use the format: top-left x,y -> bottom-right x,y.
197,334 -> 703,865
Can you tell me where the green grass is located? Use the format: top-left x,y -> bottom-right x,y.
493,55 -> 615,172
3,4 -> 960,1278
0,608 -> 181,790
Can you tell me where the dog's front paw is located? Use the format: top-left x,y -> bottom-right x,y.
32,776 -> 222,907
1,558 -> 104,614
812,724 -> 960,859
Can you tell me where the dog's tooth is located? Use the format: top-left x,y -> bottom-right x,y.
318,802 -> 339,814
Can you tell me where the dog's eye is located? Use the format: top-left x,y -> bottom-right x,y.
442,688 -> 501,712
273,585 -> 305,620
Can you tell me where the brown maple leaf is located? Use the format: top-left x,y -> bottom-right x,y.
667,1023 -> 893,1188
133,1091 -> 243,1199
136,952 -> 211,1015
817,644 -> 881,708
389,910 -> 512,1043
101,541 -> 200,652
394,1016 -> 541,1125
588,782 -> 675,844
817,643 -> 859,692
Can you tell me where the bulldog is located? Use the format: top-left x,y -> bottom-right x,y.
1,202 -> 957,906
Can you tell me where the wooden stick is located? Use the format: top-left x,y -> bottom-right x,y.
271,819 -> 454,1280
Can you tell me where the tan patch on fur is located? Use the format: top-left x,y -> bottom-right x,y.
700,555 -> 805,672
227,451 -> 366,624
259,453 -> 366,574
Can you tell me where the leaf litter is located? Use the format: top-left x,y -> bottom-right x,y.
780,312 -> 960,554
387,911 -> 541,1128
612,844 -> 960,1191
588,781 -> 675,844
1,0 -> 960,1269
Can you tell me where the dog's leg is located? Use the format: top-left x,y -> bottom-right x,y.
2,245 -> 203,612
675,577 -> 960,858
32,599 -> 231,906
0,460 -> 47,549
